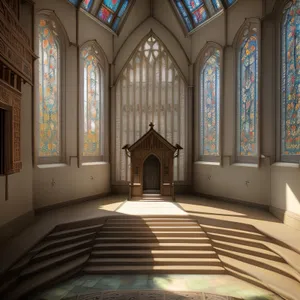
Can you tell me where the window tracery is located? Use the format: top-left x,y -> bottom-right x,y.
114,36 -> 188,182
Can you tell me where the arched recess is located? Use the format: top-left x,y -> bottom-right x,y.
142,154 -> 161,194
35,10 -> 70,165
232,18 -> 261,164
79,40 -> 109,163
112,33 -> 189,185
113,17 -> 190,82
194,42 -> 224,164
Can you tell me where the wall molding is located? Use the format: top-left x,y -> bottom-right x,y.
270,206 -> 300,231
0,210 -> 35,243
34,192 -> 111,214
194,192 -> 269,210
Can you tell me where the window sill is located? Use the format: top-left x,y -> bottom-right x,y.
231,163 -> 259,168
82,162 -> 109,166
37,163 -> 68,169
271,162 -> 299,169
194,161 -> 221,166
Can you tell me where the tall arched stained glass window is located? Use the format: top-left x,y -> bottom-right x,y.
80,43 -> 105,161
199,47 -> 221,159
114,35 -> 188,183
236,21 -> 260,162
38,18 -> 62,161
281,0 -> 300,161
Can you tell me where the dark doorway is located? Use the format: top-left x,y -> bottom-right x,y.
143,155 -> 161,194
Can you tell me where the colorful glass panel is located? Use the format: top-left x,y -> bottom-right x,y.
211,0 -> 222,10
118,0 -> 129,17
81,0 -> 93,11
183,0 -> 203,11
192,6 -> 208,24
175,0 -> 193,31
68,0 -> 81,6
98,6 -> 113,23
81,49 -> 101,156
38,19 -> 60,157
238,34 -> 258,156
281,0 -> 300,156
200,49 -> 220,156
103,0 -> 121,12
112,17 -> 121,31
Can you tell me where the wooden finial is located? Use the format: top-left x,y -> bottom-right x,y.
149,122 -> 154,129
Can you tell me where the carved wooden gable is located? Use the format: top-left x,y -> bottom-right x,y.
128,123 -> 177,154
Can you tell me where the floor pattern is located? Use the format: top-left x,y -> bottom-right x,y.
30,274 -> 281,300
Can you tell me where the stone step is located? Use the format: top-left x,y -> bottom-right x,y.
103,222 -> 199,227
87,257 -> 223,266
95,237 -> 210,243
31,240 -> 94,263
107,216 -> 192,220
93,243 -> 214,251
84,265 -> 226,274
91,250 -> 218,258
97,231 -> 206,237
212,240 -> 285,262
215,247 -> 300,283
46,224 -> 103,240
201,224 -> 268,241
219,255 -> 300,300
5,255 -> 89,300
101,226 -> 201,232
106,218 -> 197,224
207,232 -> 269,250
31,232 -> 96,254
21,248 -> 90,278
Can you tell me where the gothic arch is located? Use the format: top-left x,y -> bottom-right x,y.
194,42 -> 224,163
233,17 -> 261,164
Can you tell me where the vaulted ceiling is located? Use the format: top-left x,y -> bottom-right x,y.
67,0 -> 238,35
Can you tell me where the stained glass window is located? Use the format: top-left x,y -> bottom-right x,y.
81,46 -> 103,158
172,0 -> 225,32
281,0 -> 300,159
115,36 -> 188,183
237,29 -> 259,158
81,0 -> 94,11
97,0 -> 131,32
38,18 -> 61,158
200,48 -> 220,157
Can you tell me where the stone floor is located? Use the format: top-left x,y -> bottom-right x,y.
2,194 -> 300,300
29,274 -> 281,300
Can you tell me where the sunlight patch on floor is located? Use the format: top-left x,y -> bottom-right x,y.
116,201 -> 188,215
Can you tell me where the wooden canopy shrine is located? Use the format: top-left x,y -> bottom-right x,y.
123,123 -> 183,200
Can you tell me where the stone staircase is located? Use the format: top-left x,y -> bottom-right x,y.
198,218 -> 300,300
1,214 -> 300,300
84,216 -> 226,274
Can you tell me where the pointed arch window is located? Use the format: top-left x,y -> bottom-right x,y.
80,43 -> 106,162
198,46 -> 222,161
37,16 -> 65,163
114,36 -> 188,183
235,20 -> 260,163
280,0 -> 300,162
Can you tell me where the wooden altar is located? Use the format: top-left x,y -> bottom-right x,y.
123,123 -> 182,200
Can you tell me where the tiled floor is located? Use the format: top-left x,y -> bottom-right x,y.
30,274 -> 281,300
